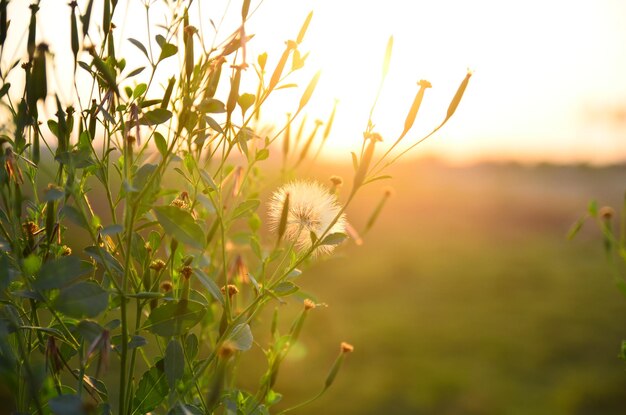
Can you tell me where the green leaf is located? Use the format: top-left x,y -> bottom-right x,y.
255,148 -> 269,161
238,93 -> 255,116
101,224 -> 123,236
54,281 -> 108,319
48,394 -> 84,415
154,132 -> 168,157
44,185 -> 65,202
185,333 -> 199,360
22,254 -> 42,276
126,66 -> 146,78
35,256 -> 93,290
0,83 -> 10,99
199,170 -> 218,193
228,323 -> 253,351
133,360 -> 168,414
320,232 -> 347,246
197,98 -> 226,113
232,199 -> 260,220
143,300 -> 206,337
588,199 -> 598,217
141,108 -> 172,126
193,268 -> 224,305
165,339 -> 185,389
205,116 -> 224,135
133,83 -> 147,98
158,43 -> 178,62
128,38 -> 149,61
153,206 -> 206,249
85,246 -> 124,276
273,281 -> 298,296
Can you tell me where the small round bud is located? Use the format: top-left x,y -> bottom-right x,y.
180,266 -> 193,280
150,259 -> 166,272
218,342 -> 236,359
330,176 -> 343,186
221,284 -> 239,297
160,281 -> 173,292
60,245 -> 72,256
599,206 -> 615,220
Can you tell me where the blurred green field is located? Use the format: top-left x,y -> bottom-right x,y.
254,161 -> 626,415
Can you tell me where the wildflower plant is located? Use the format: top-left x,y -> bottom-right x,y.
0,1 -> 470,414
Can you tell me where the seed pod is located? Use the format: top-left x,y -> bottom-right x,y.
27,4 -> 38,61
401,79 -> 431,139
297,70 -> 320,112
102,0 -> 111,39
443,70 -> 472,124
31,44 -> 48,103
0,0 -> 8,47
205,57 -> 225,99
55,96 -> 67,153
69,2 -> 79,66
296,11 -> 313,44
161,76 -> 175,109
81,0 -> 94,37
226,67 -> 242,119
242,0 -> 251,20
324,353 -> 346,390
184,26 -> 197,83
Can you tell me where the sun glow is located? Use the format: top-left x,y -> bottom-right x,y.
4,0 -> 626,164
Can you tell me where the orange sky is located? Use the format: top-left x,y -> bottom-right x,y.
4,0 -> 626,165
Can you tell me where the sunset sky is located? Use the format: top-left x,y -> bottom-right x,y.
5,0 -> 626,164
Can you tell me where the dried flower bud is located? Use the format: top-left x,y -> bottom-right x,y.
22,221 -> 39,235
384,187 -> 394,197
221,284 -> 239,297
304,299 -> 316,310
340,342 -> 354,353
184,25 -> 198,36
599,206 -> 615,220
180,266 -> 193,280
150,259 -> 166,272
60,245 -> 72,256
144,242 -> 152,253
170,198 -> 189,209
160,281 -> 173,292
330,176 -> 343,186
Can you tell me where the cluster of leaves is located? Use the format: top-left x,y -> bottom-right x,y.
0,1 -> 470,414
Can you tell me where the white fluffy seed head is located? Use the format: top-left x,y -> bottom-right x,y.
268,180 -> 346,255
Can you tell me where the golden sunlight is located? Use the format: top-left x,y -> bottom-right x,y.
249,0 -> 626,164
5,0 -> 626,164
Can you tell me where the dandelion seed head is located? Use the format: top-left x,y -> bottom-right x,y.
268,180 -> 346,256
